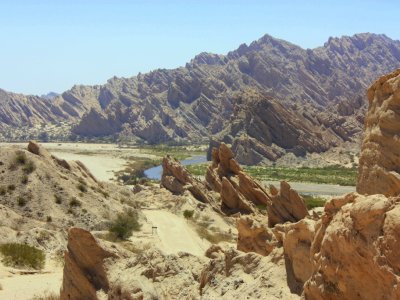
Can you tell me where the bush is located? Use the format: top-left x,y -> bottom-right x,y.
109,210 -> 141,240
0,186 -> 5,195
17,196 -> 27,206
77,183 -> 87,193
14,151 -> 27,165
302,194 -> 326,209
8,184 -> 16,191
183,210 -> 194,219
0,243 -> 45,269
54,194 -> 62,204
31,291 -> 60,300
69,197 -> 81,207
21,174 -> 29,184
46,216 -> 52,222
23,160 -> 36,174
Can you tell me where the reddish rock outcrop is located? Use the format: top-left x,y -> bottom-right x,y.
205,143 -> 271,214
303,193 -> 400,299
236,216 -> 277,256
60,228 -> 115,300
274,219 -> 315,294
267,181 -> 309,227
357,69 -> 400,196
161,155 -> 218,210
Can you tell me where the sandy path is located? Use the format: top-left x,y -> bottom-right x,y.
0,270 -> 62,300
142,210 -> 209,257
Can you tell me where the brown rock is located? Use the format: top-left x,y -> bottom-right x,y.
267,181 -> 309,227
303,193 -> 400,299
357,69 -> 400,197
60,228 -> 115,300
236,216 -> 277,256
275,219 -> 315,294
161,155 -> 218,209
27,140 -> 51,159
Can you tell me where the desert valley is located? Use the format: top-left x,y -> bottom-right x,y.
1,2 -> 400,299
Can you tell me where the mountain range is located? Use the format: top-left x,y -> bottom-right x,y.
1,32 -> 400,163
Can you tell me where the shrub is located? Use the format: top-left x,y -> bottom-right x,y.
109,210 -> 141,240
77,183 -> 87,193
46,216 -> 52,222
69,197 -> 81,207
54,194 -> 62,204
17,196 -> 27,206
302,194 -> 326,209
21,174 -> 29,184
183,210 -> 194,219
8,184 -> 16,191
0,243 -> 45,269
31,291 -> 60,300
0,186 -> 5,195
23,161 -> 36,174
14,151 -> 27,165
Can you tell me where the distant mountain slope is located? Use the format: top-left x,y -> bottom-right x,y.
1,33 -> 400,161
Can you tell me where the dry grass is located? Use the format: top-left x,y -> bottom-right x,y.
195,226 -> 233,244
30,291 -> 60,300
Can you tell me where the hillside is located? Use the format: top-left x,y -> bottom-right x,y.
1,33 -> 400,161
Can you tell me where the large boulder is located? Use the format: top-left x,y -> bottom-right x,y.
357,69 -> 400,196
303,193 -> 400,299
60,228 -> 116,300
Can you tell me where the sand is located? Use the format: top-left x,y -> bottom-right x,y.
142,210 -> 210,257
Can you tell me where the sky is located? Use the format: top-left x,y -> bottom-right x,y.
0,0 -> 399,95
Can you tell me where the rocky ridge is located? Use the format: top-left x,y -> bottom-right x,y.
2,33 -> 400,164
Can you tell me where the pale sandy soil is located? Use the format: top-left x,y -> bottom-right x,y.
142,210 -> 210,256
0,142 -> 159,182
0,261 -> 62,300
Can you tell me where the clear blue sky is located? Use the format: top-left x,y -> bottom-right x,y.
0,0 -> 398,95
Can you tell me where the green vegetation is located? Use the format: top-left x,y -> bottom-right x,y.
21,174 -> 29,184
14,151 -> 27,165
22,160 -> 36,174
139,145 -> 205,161
77,183 -> 87,192
54,194 -> 62,204
46,216 -> 52,222
0,186 -> 6,195
7,184 -> 16,191
187,163 -> 357,186
109,210 -> 141,240
17,196 -> 27,206
0,243 -> 45,269
115,158 -> 161,185
69,197 -> 81,207
183,210 -> 194,219
302,194 -> 327,209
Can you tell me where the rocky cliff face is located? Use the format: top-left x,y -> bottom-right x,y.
357,69 -> 400,196
2,34 -> 399,161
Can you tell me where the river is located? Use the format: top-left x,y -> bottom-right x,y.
144,155 -> 355,197
144,155 -> 207,180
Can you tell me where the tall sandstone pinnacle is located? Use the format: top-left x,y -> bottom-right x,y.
357,69 -> 400,196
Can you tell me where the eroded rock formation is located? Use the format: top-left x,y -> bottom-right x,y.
161,155 -> 217,209
304,193 -> 400,299
205,143 -> 271,214
357,69 -> 400,197
267,181 -> 309,227
236,216 -> 277,256
60,228 -> 116,300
